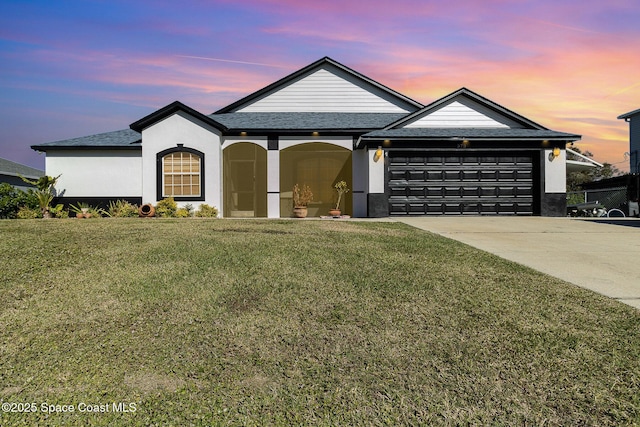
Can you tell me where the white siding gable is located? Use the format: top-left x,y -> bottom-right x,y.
237,66 -> 412,113
403,97 -> 523,128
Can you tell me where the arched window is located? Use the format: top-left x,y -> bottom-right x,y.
156,147 -> 205,201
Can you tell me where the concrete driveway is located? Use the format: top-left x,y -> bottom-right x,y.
394,216 -> 640,310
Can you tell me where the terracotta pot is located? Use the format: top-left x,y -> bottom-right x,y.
139,203 -> 156,218
329,209 -> 341,217
293,206 -> 308,218
76,212 -> 84,219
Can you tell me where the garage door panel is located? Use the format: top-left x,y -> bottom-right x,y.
516,170 -> 533,180
389,169 -> 407,181
443,187 -> 461,197
408,187 -> 425,197
462,187 -> 479,197
389,152 -> 535,216
408,170 -> 426,181
426,187 -> 443,197
426,171 -> 444,181
462,170 -> 480,181
389,186 -> 407,197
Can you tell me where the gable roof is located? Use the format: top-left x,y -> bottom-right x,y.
358,87 -> 581,144
618,108 -> 640,120
31,129 -> 142,151
130,101 -> 227,133
214,56 -> 423,114
383,87 -> 547,130
0,157 -> 44,179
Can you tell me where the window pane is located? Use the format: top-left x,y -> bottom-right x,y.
162,151 -> 201,197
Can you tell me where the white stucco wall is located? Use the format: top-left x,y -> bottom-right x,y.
368,148 -> 385,194
46,150 -> 141,197
141,111 -> 222,209
544,148 -> 567,193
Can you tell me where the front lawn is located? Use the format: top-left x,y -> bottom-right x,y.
0,219 -> 638,425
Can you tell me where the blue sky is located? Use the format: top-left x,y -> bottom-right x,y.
1,0 -> 638,171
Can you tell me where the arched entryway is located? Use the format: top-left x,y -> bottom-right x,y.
280,143 -> 352,217
223,142 -> 267,217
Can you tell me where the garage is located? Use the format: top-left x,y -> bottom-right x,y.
388,151 -> 537,215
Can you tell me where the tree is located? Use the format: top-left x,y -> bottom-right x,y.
566,147 -> 621,192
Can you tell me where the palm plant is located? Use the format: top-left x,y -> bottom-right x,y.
20,175 -> 61,219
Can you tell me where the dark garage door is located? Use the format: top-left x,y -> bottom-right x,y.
388,152 -> 535,215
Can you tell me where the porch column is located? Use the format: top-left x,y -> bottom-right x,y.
267,137 -> 280,218
352,149 -> 368,217
368,147 -> 388,217
541,147 -> 567,216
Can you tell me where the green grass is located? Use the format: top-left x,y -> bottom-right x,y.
0,219 -> 639,426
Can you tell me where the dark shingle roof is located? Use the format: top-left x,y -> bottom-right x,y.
618,108 -> 640,120
210,112 -> 407,131
0,157 -> 44,178
362,128 -> 581,140
31,129 -> 141,151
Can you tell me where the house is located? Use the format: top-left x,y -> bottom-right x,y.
618,108 -> 640,174
31,57 -> 581,217
0,157 -> 44,192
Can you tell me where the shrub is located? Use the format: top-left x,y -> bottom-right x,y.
156,197 -> 178,218
175,208 -> 190,218
107,200 -> 139,218
50,204 -> 68,219
195,204 -> 218,218
16,206 -> 41,219
0,183 -> 38,219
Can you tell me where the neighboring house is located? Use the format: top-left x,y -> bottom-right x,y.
0,157 -> 44,192
618,108 -> 640,174
31,57 -> 580,217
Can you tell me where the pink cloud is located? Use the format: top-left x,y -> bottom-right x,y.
5,0 -> 637,171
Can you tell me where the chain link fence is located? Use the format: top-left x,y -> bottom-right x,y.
567,184 -> 640,217
567,186 -> 627,210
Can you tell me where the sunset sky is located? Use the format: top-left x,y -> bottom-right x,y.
1,0 -> 638,171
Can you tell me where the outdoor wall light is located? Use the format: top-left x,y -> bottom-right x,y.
549,146 -> 561,161
312,131 -> 319,136
374,146 -> 383,162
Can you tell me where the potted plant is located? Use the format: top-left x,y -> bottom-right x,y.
70,202 -> 91,218
329,180 -> 349,217
292,184 -> 313,218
